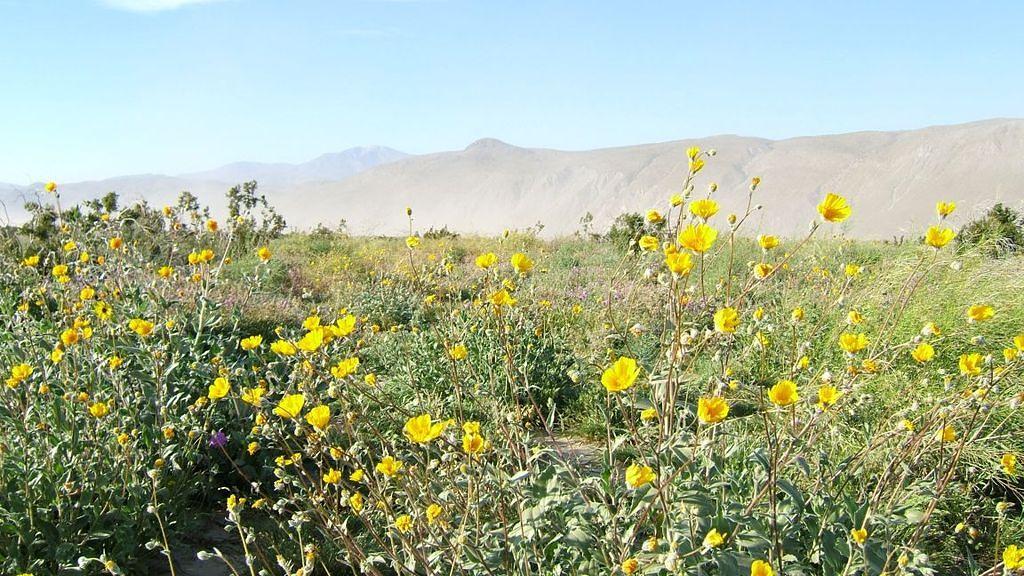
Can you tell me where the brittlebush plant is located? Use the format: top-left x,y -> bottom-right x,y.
0,191 -> 277,575
200,153 -> 1021,575
1,160 -> 1022,576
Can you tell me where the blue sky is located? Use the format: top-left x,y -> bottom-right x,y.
1,0 -> 1022,183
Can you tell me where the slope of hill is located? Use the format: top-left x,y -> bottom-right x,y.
181,146 -> 409,187
4,120 -> 1023,238
288,119 -> 1024,238
0,146 -> 409,224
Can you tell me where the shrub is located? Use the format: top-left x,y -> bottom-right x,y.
957,203 -> 1024,256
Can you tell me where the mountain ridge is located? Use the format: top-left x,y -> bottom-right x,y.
3,119 -> 1023,238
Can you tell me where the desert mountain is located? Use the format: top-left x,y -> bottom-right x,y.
290,119 -> 1024,239
3,120 -> 1023,238
0,146 -> 408,225
180,145 -> 409,187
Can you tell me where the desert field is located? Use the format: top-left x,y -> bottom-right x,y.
1,152 -> 1023,576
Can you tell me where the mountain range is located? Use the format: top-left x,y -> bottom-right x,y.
3,119 -> 1023,238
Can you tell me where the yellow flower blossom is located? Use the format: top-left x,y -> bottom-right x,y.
273,394 -> 306,419
817,385 -> 842,409
331,357 -> 360,378
959,353 -> 983,376
1002,453 -> 1017,476
966,304 -> 994,322
911,342 -> 935,363
751,560 -> 774,576
678,224 -> 718,253
638,235 -> 660,251
689,198 -> 719,220
601,357 -> 640,393
208,377 -> 230,400
489,289 -> 517,307
271,340 -> 297,356
395,514 -> 413,533
404,414 -> 450,444
768,380 -> 799,407
1004,545 -> 1024,570
475,252 -> 498,269
241,386 -> 265,406
757,235 -> 779,250
697,396 -> 729,424
463,431 -> 486,455
376,455 -> 403,477
449,344 -> 468,360
305,405 -> 331,431
89,402 -> 110,418
128,318 -> 154,336
624,463 -> 656,489
240,335 -> 263,350
925,226 -> 955,248
426,503 -> 443,524
331,315 -> 357,338
295,328 -> 325,352
839,332 -> 869,354
511,252 -> 534,274
817,193 -> 852,223
665,251 -> 693,275
713,307 -> 740,333
936,201 -> 956,218
703,528 -> 726,549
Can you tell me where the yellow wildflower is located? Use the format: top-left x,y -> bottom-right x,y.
911,342 -> 934,363
376,455 -> 403,477
601,357 -> 640,393
689,198 -> 719,220
817,193 -> 852,223
678,224 -> 718,253
697,396 -> 729,424
404,414 -> 450,444
768,380 -> 799,407
967,304 -> 994,322
273,394 -> 306,419
305,405 -> 331,430
208,377 -> 230,400
624,463 -> 656,489
713,307 -> 740,333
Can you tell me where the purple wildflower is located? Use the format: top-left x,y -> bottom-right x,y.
209,430 -> 227,448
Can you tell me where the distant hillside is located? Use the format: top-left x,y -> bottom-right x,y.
288,119 -> 1024,238
180,146 -> 409,187
3,120 -> 1024,238
0,146 -> 408,225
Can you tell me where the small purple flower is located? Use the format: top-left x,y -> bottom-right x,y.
209,430 -> 227,448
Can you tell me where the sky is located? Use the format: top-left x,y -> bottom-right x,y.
1,0 -> 1023,183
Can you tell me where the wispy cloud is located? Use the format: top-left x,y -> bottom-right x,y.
99,0 -> 228,12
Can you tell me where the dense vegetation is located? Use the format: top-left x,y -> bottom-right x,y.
1,156 -> 1022,576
